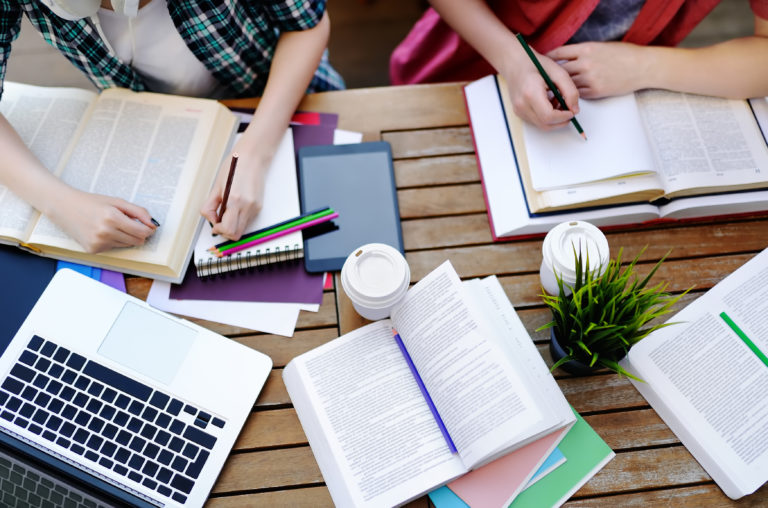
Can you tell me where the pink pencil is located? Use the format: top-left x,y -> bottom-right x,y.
217,212 -> 339,257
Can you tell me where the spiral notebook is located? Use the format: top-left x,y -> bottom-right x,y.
193,128 -> 302,277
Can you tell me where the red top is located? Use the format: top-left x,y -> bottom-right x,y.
390,0 -> 768,85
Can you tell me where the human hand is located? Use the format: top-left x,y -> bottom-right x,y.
51,188 -> 157,253
201,142 -> 269,241
547,42 -> 649,99
502,48 -> 580,130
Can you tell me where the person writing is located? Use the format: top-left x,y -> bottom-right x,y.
0,0 -> 343,253
390,0 -> 768,131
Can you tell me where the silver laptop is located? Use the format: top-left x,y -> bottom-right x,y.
0,269 -> 272,507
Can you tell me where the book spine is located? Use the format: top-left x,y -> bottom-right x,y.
195,243 -> 303,277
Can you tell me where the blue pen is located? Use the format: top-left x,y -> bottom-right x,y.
392,329 -> 457,453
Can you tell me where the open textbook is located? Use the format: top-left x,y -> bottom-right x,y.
621,248 -> 768,499
464,75 -> 768,240
284,261 -> 574,507
0,82 -> 236,282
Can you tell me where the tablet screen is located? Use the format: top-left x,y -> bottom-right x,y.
298,142 -> 404,272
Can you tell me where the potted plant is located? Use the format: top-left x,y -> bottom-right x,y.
538,247 -> 687,378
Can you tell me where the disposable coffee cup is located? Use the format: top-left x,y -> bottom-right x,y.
540,221 -> 610,296
341,243 -> 410,321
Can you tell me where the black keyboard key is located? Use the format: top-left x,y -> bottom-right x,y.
116,430 -> 132,446
99,457 -> 114,470
72,428 -> 89,444
19,402 -> 35,418
101,388 -> 117,404
186,450 -> 209,480
127,471 -> 142,484
61,370 -> 77,385
56,437 -> 70,448
59,386 -> 75,401
101,441 -> 117,458
157,485 -> 172,497
140,424 -> 157,441
169,419 -> 184,435
66,353 -> 86,371
6,396 -> 21,412
183,404 -> 196,416
115,394 -> 130,409
42,430 -> 56,442
114,464 -> 128,476
40,341 -> 56,357
142,477 -> 158,490
48,363 -> 64,379
128,417 -> 143,433
114,447 -> 131,464
170,456 -> 188,473
172,492 -> 187,504
103,423 -> 118,440
0,411 -> 12,422
73,376 -> 89,391
34,358 -> 51,374
86,399 -> 103,414
193,417 -> 207,429
157,450 -> 173,466
48,398 -> 64,414
31,408 -> 49,425
14,417 -> 28,428
99,405 -> 116,421
155,413 -> 171,429
128,400 -> 143,417
72,393 -> 88,408
86,435 -> 104,451
1,377 -> 23,395
74,410 -> 90,427
149,392 -> 169,411
52,347 -> 70,364
28,336 -> 44,351
157,467 -> 173,484
87,417 -> 105,434
83,361 -> 152,401
34,392 -> 51,408
45,380 -> 63,396
19,350 -> 37,366
85,450 -> 99,463
129,436 -> 146,453
142,461 -> 159,477
10,364 -> 35,383
32,373 -> 49,389
87,383 -> 104,398
167,399 -> 183,416
60,422 -> 76,438
170,474 -> 194,495
114,411 -> 130,427
155,430 -> 171,447
144,443 -> 160,460
28,423 -> 43,435
70,444 -> 85,455
182,443 -> 199,460
128,454 -> 145,471
20,386 -> 38,402
61,404 -> 77,420
168,437 -> 184,453
184,425 -> 216,450
45,415 -> 62,432
142,406 -> 158,422
197,411 -> 211,423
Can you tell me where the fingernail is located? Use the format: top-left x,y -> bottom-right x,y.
150,218 -> 161,227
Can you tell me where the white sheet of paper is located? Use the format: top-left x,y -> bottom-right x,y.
526,94 -> 655,190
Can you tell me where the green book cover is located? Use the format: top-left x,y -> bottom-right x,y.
509,407 -> 614,508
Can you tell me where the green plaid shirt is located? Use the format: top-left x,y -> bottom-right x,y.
0,0 -> 344,100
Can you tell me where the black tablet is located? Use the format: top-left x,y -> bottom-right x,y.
297,141 -> 404,272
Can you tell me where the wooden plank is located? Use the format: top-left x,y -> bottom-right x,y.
584,409 -> 678,450
223,82 -> 469,133
212,447 -> 322,493
255,370 -> 289,407
394,154 -> 479,188
384,127 -> 473,159
402,214 -> 492,250
566,483 -> 768,507
206,487 -> 333,507
558,374 -> 647,414
234,408 -> 307,450
397,183 -> 486,219
232,328 -> 338,368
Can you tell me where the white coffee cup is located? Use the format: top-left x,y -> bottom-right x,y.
540,221 -> 610,296
341,243 -> 411,321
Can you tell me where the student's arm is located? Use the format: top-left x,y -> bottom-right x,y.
0,114 -> 156,252
201,11 -> 331,240
428,0 -> 579,130
548,14 -> 768,99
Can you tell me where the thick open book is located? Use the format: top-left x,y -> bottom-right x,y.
284,261 -> 574,507
621,248 -> 768,499
465,75 -> 768,240
0,82 -> 237,282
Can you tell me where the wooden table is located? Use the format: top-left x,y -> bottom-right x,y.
127,83 -> 768,507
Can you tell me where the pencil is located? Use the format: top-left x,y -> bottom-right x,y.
515,33 -> 587,140
217,152 -> 239,222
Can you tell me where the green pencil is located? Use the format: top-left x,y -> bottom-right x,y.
516,33 -> 587,140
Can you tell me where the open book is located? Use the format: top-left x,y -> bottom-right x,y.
284,261 -> 574,507
621,247 -> 768,499
465,75 -> 768,240
0,82 -> 237,282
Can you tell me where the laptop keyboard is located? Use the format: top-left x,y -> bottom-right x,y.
0,336 -> 228,505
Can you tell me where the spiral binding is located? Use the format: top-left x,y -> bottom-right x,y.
195,243 -> 302,278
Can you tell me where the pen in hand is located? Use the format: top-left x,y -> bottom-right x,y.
515,33 -> 587,141
217,152 -> 239,223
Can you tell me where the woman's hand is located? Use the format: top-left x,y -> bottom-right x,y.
547,42 -> 650,99
50,188 -> 157,253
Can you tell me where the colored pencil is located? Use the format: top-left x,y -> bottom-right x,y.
215,212 -> 339,257
516,33 -> 587,140
217,152 -> 239,222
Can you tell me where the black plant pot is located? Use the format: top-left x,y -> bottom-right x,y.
549,329 -> 597,376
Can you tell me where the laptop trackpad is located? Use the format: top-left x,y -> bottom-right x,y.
98,302 -> 197,385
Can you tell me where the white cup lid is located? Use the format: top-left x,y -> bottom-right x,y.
542,221 -> 609,283
341,243 -> 410,309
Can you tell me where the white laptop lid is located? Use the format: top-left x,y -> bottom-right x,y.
0,269 -> 272,507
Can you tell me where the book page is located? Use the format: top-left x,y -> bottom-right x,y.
284,320 -> 465,507
636,90 -> 768,195
28,89 -> 225,265
392,261 -> 554,469
625,248 -> 768,498
0,82 -> 95,241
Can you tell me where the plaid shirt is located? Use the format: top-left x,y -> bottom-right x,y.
0,0 -> 345,100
